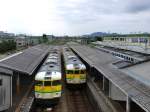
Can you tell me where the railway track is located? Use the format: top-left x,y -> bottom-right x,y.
65,88 -> 93,112
30,51 -> 94,112
15,84 -> 34,112
31,86 -> 93,112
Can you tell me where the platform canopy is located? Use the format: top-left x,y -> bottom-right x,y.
69,43 -> 150,112
0,45 -> 49,75
123,61 -> 150,87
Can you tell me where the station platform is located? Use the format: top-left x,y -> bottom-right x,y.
69,42 -> 150,112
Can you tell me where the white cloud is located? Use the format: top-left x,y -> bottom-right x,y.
0,0 -> 150,35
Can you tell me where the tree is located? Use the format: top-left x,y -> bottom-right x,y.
0,39 -> 16,53
96,36 -> 103,41
42,34 -> 48,43
38,38 -> 42,44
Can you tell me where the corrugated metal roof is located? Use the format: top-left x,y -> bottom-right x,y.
122,61 -> 150,86
0,45 -> 49,75
113,61 -> 132,68
69,43 -> 150,112
0,67 -> 13,75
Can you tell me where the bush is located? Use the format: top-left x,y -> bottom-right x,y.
0,40 -> 16,53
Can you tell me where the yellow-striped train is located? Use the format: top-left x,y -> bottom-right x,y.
34,47 -> 62,106
63,47 -> 86,85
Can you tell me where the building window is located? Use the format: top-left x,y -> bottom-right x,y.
0,79 -> 2,86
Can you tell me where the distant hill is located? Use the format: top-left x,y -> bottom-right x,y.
90,32 -> 109,37
82,32 -> 116,37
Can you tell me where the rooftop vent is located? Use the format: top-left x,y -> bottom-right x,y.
73,59 -> 77,61
68,56 -> 77,60
46,71 -> 51,75
49,65 -> 54,68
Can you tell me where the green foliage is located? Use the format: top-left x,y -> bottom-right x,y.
42,34 -> 48,43
38,38 -> 42,44
95,36 -> 103,41
0,40 -> 16,53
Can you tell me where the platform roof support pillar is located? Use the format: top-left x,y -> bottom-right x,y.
89,66 -> 93,77
126,95 -> 131,112
10,75 -> 12,107
102,76 -> 105,91
17,73 -> 20,95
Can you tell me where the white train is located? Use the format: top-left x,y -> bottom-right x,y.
34,47 -> 62,106
63,47 -> 86,84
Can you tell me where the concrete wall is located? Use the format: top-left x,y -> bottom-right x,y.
0,67 -> 12,111
0,74 -> 11,111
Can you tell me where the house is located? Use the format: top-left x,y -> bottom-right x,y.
15,36 -> 27,48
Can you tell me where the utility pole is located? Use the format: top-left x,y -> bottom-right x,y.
145,38 -> 148,50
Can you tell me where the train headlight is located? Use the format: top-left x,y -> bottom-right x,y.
37,93 -> 41,98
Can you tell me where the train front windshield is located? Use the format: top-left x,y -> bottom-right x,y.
80,70 -> 86,74
35,80 -> 43,86
44,80 -> 61,86
66,70 -> 86,74
35,80 -> 61,86
52,80 -> 61,86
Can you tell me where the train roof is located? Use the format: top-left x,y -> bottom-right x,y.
39,63 -> 61,72
35,46 -> 61,80
44,58 -> 58,65
47,55 -> 58,59
63,47 -> 86,70
35,71 -> 61,80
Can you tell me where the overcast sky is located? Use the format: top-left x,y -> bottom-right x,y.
0,0 -> 150,36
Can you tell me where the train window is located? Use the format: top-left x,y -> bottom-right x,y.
126,57 -> 129,60
123,56 -> 125,59
67,70 -> 73,74
80,70 -> 85,74
52,80 -> 61,86
128,58 -> 131,61
74,70 -> 79,74
0,79 -> 2,86
35,81 -> 43,86
44,81 -> 51,86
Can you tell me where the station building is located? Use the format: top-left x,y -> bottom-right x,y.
103,35 -> 150,47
